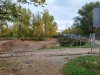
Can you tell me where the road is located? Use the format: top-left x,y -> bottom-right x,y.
0,39 -> 99,75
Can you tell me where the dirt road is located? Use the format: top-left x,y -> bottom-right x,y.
0,39 -> 99,75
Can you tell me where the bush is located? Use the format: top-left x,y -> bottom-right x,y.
12,34 -> 18,37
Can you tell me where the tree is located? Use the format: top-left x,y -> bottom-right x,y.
0,0 -> 58,40
12,6 -> 32,38
17,0 -> 46,5
95,27 -> 100,35
19,7 -> 32,37
73,1 -> 100,35
0,20 -> 7,36
62,27 -> 71,34
10,23 -> 18,37
0,0 -> 18,21
0,23 -> 11,37
0,0 -> 46,24
49,21 -> 58,37
31,12 -> 44,39
31,10 -> 58,39
70,26 -> 83,35
42,10 -> 58,37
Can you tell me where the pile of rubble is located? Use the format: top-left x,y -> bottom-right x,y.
58,34 -> 89,46
0,40 -> 29,52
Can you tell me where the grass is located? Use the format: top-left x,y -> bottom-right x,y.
37,45 -> 68,50
0,60 -> 11,67
76,42 -> 99,48
0,62 -> 10,67
38,43 -> 99,50
62,55 -> 100,75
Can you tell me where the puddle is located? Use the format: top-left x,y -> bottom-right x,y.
42,43 -> 60,49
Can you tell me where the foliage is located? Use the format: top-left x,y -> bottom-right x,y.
30,10 -> 58,40
62,56 -> 100,75
73,1 -> 100,35
31,12 -> 44,39
18,6 -> 32,37
62,28 -> 71,34
0,0 -> 57,40
0,0 -> 58,40
17,0 -> 46,6
95,27 -> 100,35
0,0 -> 46,22
42,10 -> 58,37
9,10 -> 58,40
62,27 -> 83,35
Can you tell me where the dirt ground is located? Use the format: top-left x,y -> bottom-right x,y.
0,39 -> 99,75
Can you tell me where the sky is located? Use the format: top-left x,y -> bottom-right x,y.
22,0 -> 99,31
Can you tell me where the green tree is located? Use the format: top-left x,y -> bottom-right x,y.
73,1 -> 100,35
70,26 -> 83,34
0,0 -> 46,25
0,0 -> 18,21
10,22 -> 19,37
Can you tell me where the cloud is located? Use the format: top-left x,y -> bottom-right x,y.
44,0 -> 97,30
22,0 -> 98,31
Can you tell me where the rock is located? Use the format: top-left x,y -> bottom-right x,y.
9,73 -> 14,75
25,60 -> 33,64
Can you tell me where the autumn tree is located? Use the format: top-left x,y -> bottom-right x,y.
31,12 -> 44,40
19,7 -> 32,37
62,28 -> 71,34
95,27 -> 100,35
31,10 -> 58,40
10,6 -> 32,38
0,0 -> 58,40
42,10 -> 58,37
0,0 -> 20,38
49,19 -> 58,37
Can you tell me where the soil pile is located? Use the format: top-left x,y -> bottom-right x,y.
0,40 -> 29,52
12,40 -> 29,48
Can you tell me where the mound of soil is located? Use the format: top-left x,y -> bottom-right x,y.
12,40 -> 29,48
0,40 -> 29,52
